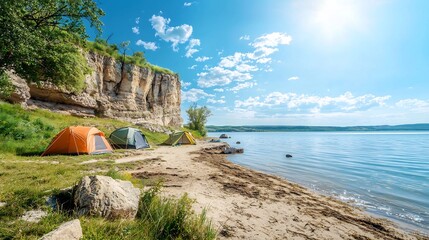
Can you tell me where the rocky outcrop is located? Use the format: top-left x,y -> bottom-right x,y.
40,219 -> 83,240
5,52 -> 182,127
7,73 -> 30,105
73,175 -> 140,219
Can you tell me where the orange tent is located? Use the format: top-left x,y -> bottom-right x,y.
41,126 -> 113,156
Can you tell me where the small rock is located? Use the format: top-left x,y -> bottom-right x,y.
40,219 -> 82,240
74,175 -> 140,219
286,154 -> 293,158
223,147 -> 244,154
219,134 -> 229,139
21,210 -> 48,223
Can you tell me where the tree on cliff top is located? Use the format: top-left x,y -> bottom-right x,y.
186,104 -> 212,136
0,0 -> 104,94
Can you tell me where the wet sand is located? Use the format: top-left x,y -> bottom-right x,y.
114,141 -> 425,240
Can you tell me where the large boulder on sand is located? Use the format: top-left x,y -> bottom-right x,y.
73,175 -> 140,219
40,219 -> 82,240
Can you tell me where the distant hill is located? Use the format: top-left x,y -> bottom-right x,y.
206,124 -> 429,132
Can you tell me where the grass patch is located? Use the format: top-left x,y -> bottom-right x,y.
0,102 -> 168,156
138,185 -> 217,240
0,182 -> 217,239
0,102 -> 216,239
84,40 -> 175,75
81,185 -> 217,240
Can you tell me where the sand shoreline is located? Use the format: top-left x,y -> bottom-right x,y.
116,141 -> 426,239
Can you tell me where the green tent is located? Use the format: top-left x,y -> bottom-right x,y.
162,131 -> 196,146
109,127 -> 150,149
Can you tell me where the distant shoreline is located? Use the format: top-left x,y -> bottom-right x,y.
207,123 -> 429,132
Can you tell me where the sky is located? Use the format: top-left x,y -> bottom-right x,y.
89,0 -> 429,126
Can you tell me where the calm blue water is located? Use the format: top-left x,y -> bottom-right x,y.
208,132 -> 429,233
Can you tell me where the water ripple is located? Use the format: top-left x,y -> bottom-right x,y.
211,131 -> 429,233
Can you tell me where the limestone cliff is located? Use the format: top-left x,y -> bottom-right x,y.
6,52 -> 183,127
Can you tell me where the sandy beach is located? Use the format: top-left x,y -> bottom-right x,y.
109,141 -> 424,240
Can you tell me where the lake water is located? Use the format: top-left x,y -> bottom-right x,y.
208,131 -> 429,233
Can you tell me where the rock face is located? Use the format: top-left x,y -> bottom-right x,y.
5,52 -> 182,127
40,219 -> 82,240
21,210 -> 48,223
74,175 -> 140,219
7,73 -> 30,105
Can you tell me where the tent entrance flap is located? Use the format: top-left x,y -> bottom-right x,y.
134,133 -> 146,149
94,135 -> 108,150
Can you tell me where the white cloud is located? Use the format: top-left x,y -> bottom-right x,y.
150,15 -> 193,51
188,65 -> 197,70
185,38 -> 200,58
247,32 -> 292,60
235,91 -> 391,113
396,99 -> 429,110
218,50 -> 224,55
181,81 -> 192,89
207,98 -> 226,104
256,58 -> 272,64
135,17 -> 140,24
236,63 -> 258,72
240,35 -> 250,40
196,32 -> 292,88
219,52 -> 245,68
184,2 -> 193,7
228,82 -> 257,92
136,40 -> 158,51
213,88 -> 224,92
132,27 -> 140,35
195,56 -> 211,62
288,76 -> 299,81
182,88 -> 214,102
197,66 -> 252,88
250,32 -> 292,49
235,96 -> 265,108
248,46 -> 279,59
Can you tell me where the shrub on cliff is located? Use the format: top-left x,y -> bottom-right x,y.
0,0 -> 104,93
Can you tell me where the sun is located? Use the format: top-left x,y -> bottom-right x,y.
311,0 -> 362,40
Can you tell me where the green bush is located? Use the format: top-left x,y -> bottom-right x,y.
138,184 -> 217,240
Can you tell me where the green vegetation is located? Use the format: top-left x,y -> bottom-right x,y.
0,72 -> 14,98
206,124 -> 429,132
0,102 -> 217,239
0,184 -> 216,240
85,39 -> 175,75
186,104 -> 212,136
0,0 -> 175,97
80,186 -> 216,240
138,185 -> 216,240
0,102 -> 168,155
0,0 -> 104,93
